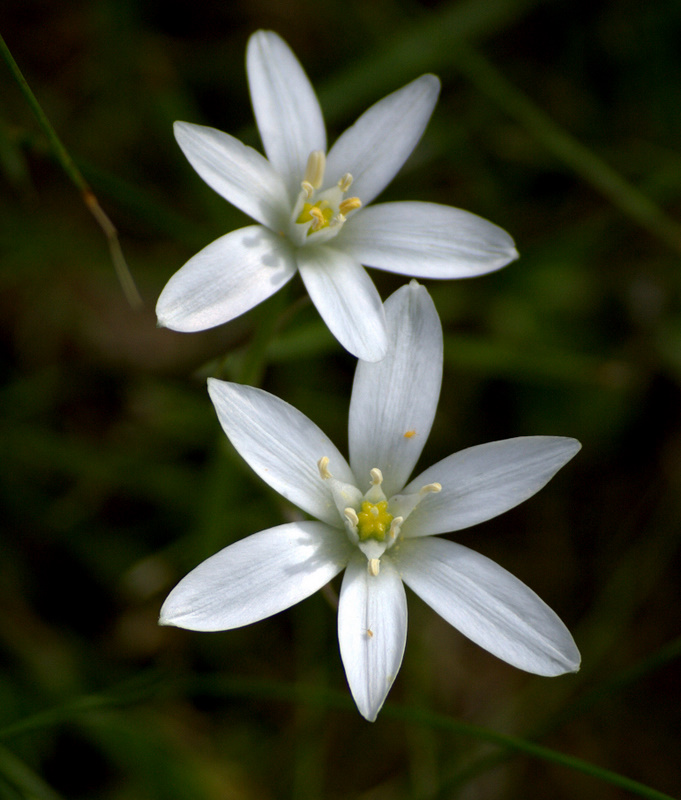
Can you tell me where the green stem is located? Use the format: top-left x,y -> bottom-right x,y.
0,671 -> 674,800
0,744 -> 65,800
192,676 -> 676,800
452,41 -> 681,255
0,33 -> 142,307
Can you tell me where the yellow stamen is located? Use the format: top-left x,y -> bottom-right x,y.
344,507 -> 359,528
302,150 -> 326,191
338,173 -> 353,192
339,197 -> 362,215
368,558 -> 380,576
297,201 -> 333,233
317,456 -> 332,480
309,207 -> 326,231
388,516 -> 403,539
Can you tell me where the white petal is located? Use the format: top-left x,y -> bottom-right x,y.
207,379 -> 356,527
339,202 -> 518,277
156,225 -> 297,332
394,537 -> 580,675
247,30 -> 326,202
401,437 -> 581,537
326,75 -> 440,207
297,246 -> 388,361
349,281 -> 442,498
338,552 -> 408,721
174,121 -> 290,229
160,521 -> 351,631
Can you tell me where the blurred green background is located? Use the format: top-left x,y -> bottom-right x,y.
1,0 -> 680,798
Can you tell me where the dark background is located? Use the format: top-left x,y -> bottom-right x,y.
1,0 -> 680,798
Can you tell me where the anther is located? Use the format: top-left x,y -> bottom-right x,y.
317,457 -> 332,480
302,150 -> 326,192
344,507 -> 359,527
420,482 -> 442,495
309,206 -> 326,232
338,173 -> 353,192
370,468 -> 384,487
339,197 -> 361,215
388,516 -> 403,539
368,558 -> 380,576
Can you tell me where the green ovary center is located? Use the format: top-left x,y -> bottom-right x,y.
357,500 -> 393,542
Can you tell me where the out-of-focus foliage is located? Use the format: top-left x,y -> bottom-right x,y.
1,0 -> 680,798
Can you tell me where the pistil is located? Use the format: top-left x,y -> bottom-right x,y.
356,500 -> 393,541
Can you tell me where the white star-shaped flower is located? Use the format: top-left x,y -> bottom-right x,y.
160,281 -> 581,721
156,30 -> 518,361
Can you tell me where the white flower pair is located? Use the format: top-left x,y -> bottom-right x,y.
158,31 -> 581,722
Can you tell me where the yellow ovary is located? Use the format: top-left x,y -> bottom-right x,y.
356,500 -> 393,542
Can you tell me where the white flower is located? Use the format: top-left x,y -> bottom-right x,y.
156,30 -> 518,361
160,282 -> 581,721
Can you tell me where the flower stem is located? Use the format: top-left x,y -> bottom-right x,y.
0,33 -> 142,307
451,41 -> 681,255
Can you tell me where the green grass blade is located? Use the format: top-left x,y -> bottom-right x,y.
451,41 -> 681,254
0,745 -> 65,800
191,676 -> 676,800
0,33 -> 142,307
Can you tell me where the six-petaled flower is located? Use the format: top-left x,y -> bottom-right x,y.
156,30 -> 518,361
160,282 -> 581,721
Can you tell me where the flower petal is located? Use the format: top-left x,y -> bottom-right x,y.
160,521 -> 352,631
207,379 -> 356,527
326,75 -> 440,207
394,537 -> 580,675
247,30 -> 326,201
349,281 -> 442,497
174,121 -> 290,229
338,552 -> 408,721
156,225 -> 297,332
401,437 -> 581,537
297,246 -> 388,361
339,202 -> 518,277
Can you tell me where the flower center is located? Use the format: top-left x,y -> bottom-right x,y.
316,457 -> 442,576
291,151 -> 362,243
356,500 -> 393,542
